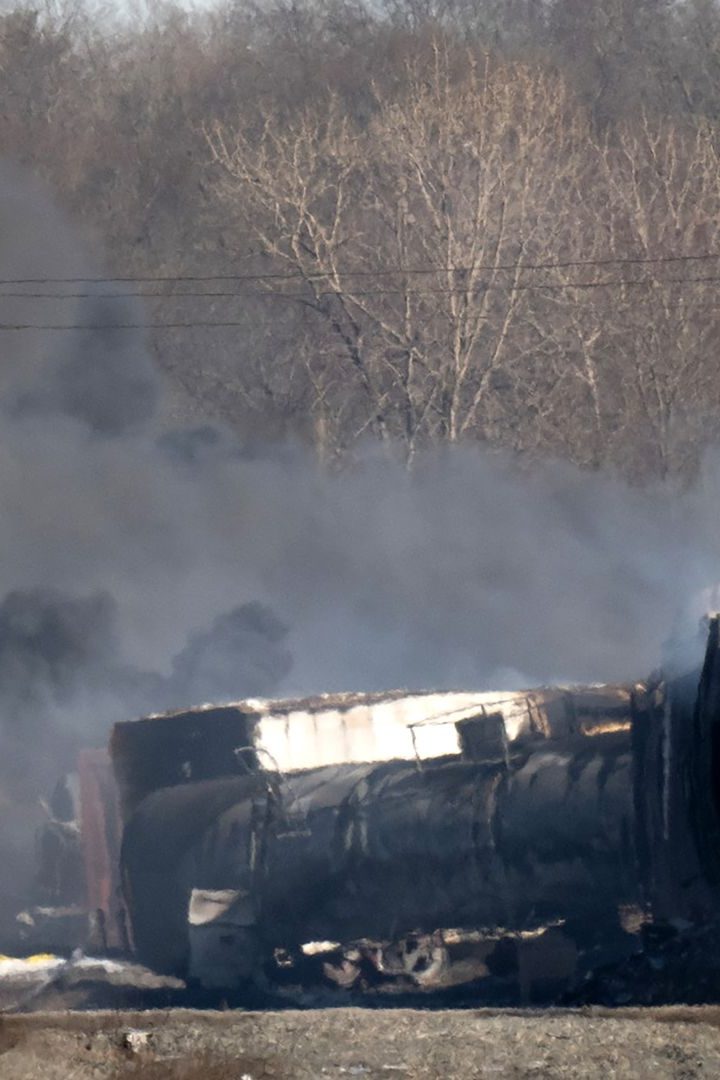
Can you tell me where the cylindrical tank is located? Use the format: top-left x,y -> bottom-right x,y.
115,618 -> 720,992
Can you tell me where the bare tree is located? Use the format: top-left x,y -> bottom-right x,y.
207,46 -> 596,462
587,115 -> 720,479
4,0 -> 720,478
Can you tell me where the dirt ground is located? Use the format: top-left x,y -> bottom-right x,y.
3,1006 -> 720,1079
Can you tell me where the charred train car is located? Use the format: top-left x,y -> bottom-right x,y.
96,617 -> 720,999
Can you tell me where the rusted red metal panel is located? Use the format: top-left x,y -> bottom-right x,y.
77,748 -> 126,952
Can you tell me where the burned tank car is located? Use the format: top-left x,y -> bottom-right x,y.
111,618 -> 720,998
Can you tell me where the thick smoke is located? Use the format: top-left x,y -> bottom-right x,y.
2,168 -> 720,715
167,603 -> 293,708
0,589 -> 292,797
45,294 -> 160,436
2,164 -> 720,928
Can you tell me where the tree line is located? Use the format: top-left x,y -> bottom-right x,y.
4,0 -> 720,479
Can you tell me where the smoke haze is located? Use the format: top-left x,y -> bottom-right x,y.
2,164 -> 720,922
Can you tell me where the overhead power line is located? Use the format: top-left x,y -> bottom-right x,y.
2,272 -> 720,312
0,319 -> 263,332
3,249 -> 720,288
2,261 -> 720,330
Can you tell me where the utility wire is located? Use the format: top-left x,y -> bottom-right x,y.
4,249 -> 720,287
2,270 -> 720,330
2,273 -> 720,307
3,299 -> 719,331
0,319 -> 266,331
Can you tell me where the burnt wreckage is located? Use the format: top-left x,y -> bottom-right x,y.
26,615 -> 720,1001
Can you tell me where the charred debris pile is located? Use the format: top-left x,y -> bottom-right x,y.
20,616 -> 720,1007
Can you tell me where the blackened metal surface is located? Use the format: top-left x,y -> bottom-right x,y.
115,628 -> 720,994
689,616 -> 720,888
122,736 -> 645,979
111,707 -> 255,823
120,775 -> 264,974
255,741 -> 640,944
77,749 -> 125,951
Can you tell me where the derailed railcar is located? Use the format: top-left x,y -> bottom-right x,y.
110,618 -> 720,1000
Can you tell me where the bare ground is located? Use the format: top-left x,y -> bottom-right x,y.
3,1006 -> 720,1079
